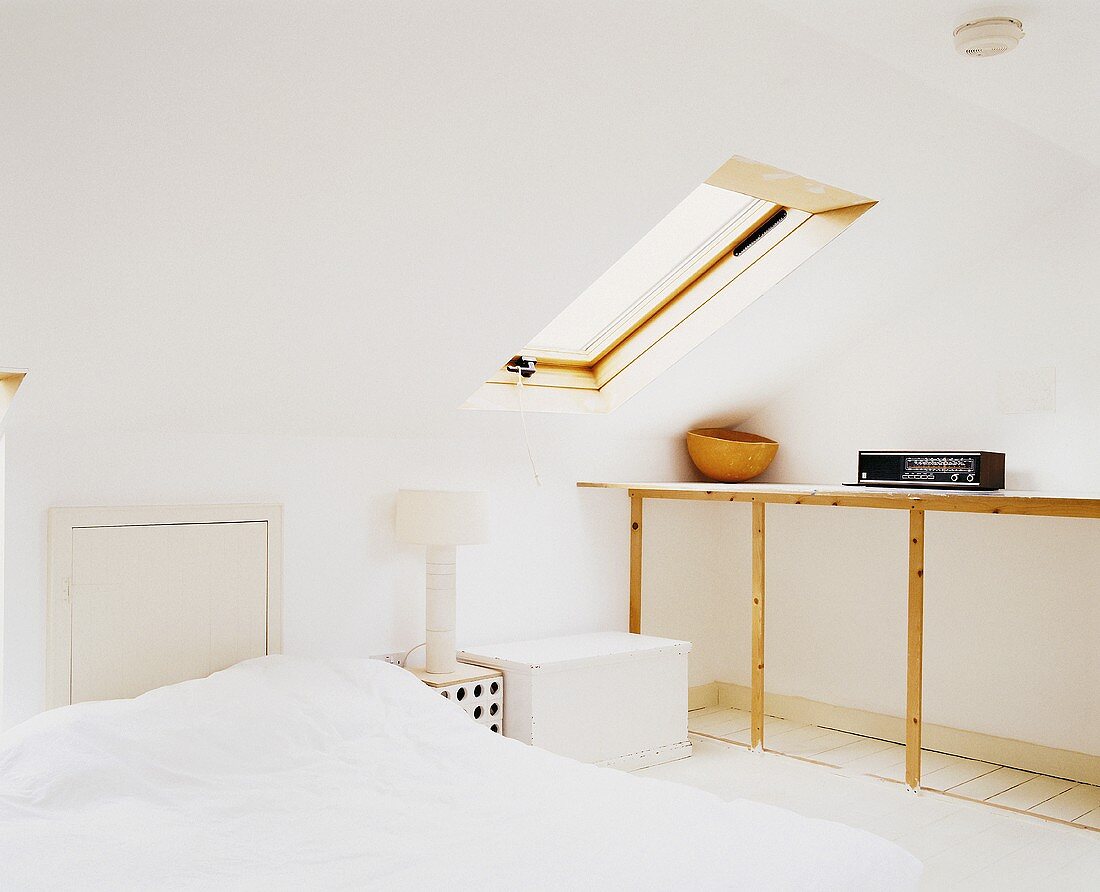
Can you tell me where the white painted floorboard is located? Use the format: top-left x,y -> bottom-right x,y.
690,706 -> 1100,828
640,735 -> 1100,890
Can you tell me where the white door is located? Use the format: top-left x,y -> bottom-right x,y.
68,520 -> 270,704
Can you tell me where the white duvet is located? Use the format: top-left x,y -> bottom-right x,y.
0,657 -> 920,890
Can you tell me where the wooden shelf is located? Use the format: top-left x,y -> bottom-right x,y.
577,482 -> 1100,519
578,480 -> 1100,792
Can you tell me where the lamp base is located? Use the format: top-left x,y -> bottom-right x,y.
425,629 -> 457,674
425,545 -> 458,674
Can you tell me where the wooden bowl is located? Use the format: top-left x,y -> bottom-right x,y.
686,429 -> 778,483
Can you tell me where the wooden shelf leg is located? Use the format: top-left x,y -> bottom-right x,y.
629,493 -> 643,634
906,509 -> 925,792
751,501 -> 766,751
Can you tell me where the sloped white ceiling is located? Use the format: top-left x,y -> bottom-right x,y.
1,1 -> 1095,442
762,0 -> 1100,166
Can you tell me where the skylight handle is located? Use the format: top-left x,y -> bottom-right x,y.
506,355 -> 537,378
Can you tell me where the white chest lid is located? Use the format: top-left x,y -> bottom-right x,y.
459,631 -> 690,674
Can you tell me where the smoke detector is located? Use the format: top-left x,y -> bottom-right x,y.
954,17 -> 1025,57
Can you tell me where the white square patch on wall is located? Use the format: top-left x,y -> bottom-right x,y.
997,366 -> 1056,414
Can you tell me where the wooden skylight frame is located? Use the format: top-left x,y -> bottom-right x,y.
464,155 -> 875,414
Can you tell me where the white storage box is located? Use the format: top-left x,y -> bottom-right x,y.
459,632 -> 691,769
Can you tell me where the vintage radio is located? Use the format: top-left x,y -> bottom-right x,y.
853,451 -> 1005,490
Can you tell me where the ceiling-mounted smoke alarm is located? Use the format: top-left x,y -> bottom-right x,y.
954,17 -> 1025,57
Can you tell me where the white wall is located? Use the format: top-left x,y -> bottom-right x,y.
0,401 -> 691,728
3,1 -> 1097,755
643,186 -> 1100,756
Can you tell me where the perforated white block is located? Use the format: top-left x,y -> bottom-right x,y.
435,675 -> 504,734
383,659 -> 506,734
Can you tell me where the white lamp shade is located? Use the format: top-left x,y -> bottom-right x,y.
395,490 -> 490,546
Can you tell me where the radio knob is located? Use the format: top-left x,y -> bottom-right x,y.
967,474 -> 975,483
951,474 -> 959,482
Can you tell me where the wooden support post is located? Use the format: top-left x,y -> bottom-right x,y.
751,500 -> 766,751
629,493 -> 643,634
906,508 -> 925,791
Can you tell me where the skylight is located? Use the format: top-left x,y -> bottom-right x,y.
466,154 -> 875,414
526,185 -> 776,364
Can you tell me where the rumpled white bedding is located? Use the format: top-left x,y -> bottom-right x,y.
0,657 -> 921,890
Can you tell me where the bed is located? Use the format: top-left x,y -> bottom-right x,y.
0,656 -> 921,889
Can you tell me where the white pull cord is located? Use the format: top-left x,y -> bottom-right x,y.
400,642 -> 426,668
515,374 -> 542,487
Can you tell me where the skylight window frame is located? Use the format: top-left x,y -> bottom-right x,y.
524,194 -> 780,366
466,156 -> 875,414
483,200 -> 808,392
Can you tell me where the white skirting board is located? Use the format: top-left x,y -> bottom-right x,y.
599,740 -> 693,771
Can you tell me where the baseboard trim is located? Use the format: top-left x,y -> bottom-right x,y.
688,681 -> 1100,786
688,682 -> 719,711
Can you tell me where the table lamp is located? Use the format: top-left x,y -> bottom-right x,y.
395,490 -> 490,674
